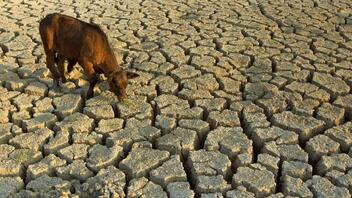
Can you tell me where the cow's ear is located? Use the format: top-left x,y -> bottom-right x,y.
127,71 -> 139,79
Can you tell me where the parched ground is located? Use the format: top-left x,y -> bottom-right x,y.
0,0 -> 352,197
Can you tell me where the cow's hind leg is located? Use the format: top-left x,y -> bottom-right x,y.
57,54 -> 67,83
67,59 -> 77,73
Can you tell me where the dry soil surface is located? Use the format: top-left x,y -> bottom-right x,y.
0,0 -> 352,197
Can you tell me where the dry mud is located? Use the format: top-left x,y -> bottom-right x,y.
0,0 -> 352,197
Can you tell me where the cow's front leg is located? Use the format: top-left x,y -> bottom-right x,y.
57,55 -> 67,83
45,51 -> 60,88
87,74 -> 98,98
79,59 -> 97,98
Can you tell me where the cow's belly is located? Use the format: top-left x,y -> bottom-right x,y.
54,42 -> 81,60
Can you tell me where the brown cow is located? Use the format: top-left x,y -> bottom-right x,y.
39,13 -> 138,100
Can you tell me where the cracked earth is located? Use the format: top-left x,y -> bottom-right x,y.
0,0 -> 352,197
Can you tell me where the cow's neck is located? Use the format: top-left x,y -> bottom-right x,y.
103,51 -> 120,75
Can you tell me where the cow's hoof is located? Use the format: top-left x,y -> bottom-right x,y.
53,78 -> 60,88
86,92 -> 94,99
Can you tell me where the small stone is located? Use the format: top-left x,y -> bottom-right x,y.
316,153 -> 352,176
281,161 -> 313,181
186,150 -> 231,182
119,148 -> 170,180
77,166 -> 126,198
312,72 -> 350,98
11,125 -> 22,135
213,90 -> 242,102
33,97 -> 54,113
244,82 -> 278,100
262,141 -> 308,162
305,135 -> 340,162
155,115 -> 177,134
264,193 -> 284,198
170,65 -> 201,82
0,159 -> 24,177
150,76 -> 179,95
0,91 -> 20,103
305,89 -> 331,102
270,76 -> 288,89
333,95 -> 352,119
282,176 -> 313,197
325,170 -> 352,193
0,177 -> 24,197
11,110 -> 31,126
53,112 -> 95,133
86,144 -> 124,172
150,156 -> 187,188
53,94 -> 83,120
0,109 -> 9,123
178,88 -> 213,102
83,104 -> 115,120
22,113 -> 57,132
156,127 -> 199,158
131,141 -> 153,149
195,98 -> 227,114
271,111 -> 325,142
127,177 -> 167,198
167,182 -> 195,198
117,95 -> 153,120
226,186 -> 255,198
256,96 -> 287,117
0,144 -> 15,161
243,112 -> 271,133
195,175 -> 230,194
316,103 -> 345,127
308,175 -> 350,198
285,81 -> 318,96
252,126 -> 299,149
9,149 -> 42,166
154,95 -> 203,119
26,154 -> 66,182
57,144 -> 90,163
0,123 -> 14,144
43,130 -> 70,155
178,119 -> 210,143
292,99 -> 320,116
218,77 -> 241,94
205,127 -> 253,162
24,81 -> 48,96
4,79 -> 28,92
55,160 -> 94,182
106,126 -> 161,152
9,128 -> 54,151
207,110 -> 240,129
324,122 -> 352,152
234,153 -> 253,168
95,118 -> 124,136
233,166 -> 276,197
175,107 -> 204,120
200,192 -> 223,198
26,175 -> 71,193
85,91 -> 119,107
257,153 -> 280,177
72,131 -> 102,145
125,118 -> 152,128
181,74 -> 219,91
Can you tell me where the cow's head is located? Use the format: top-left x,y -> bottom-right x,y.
108,70 -> 139,100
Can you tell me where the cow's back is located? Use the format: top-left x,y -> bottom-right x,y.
39,13 -> 111,65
